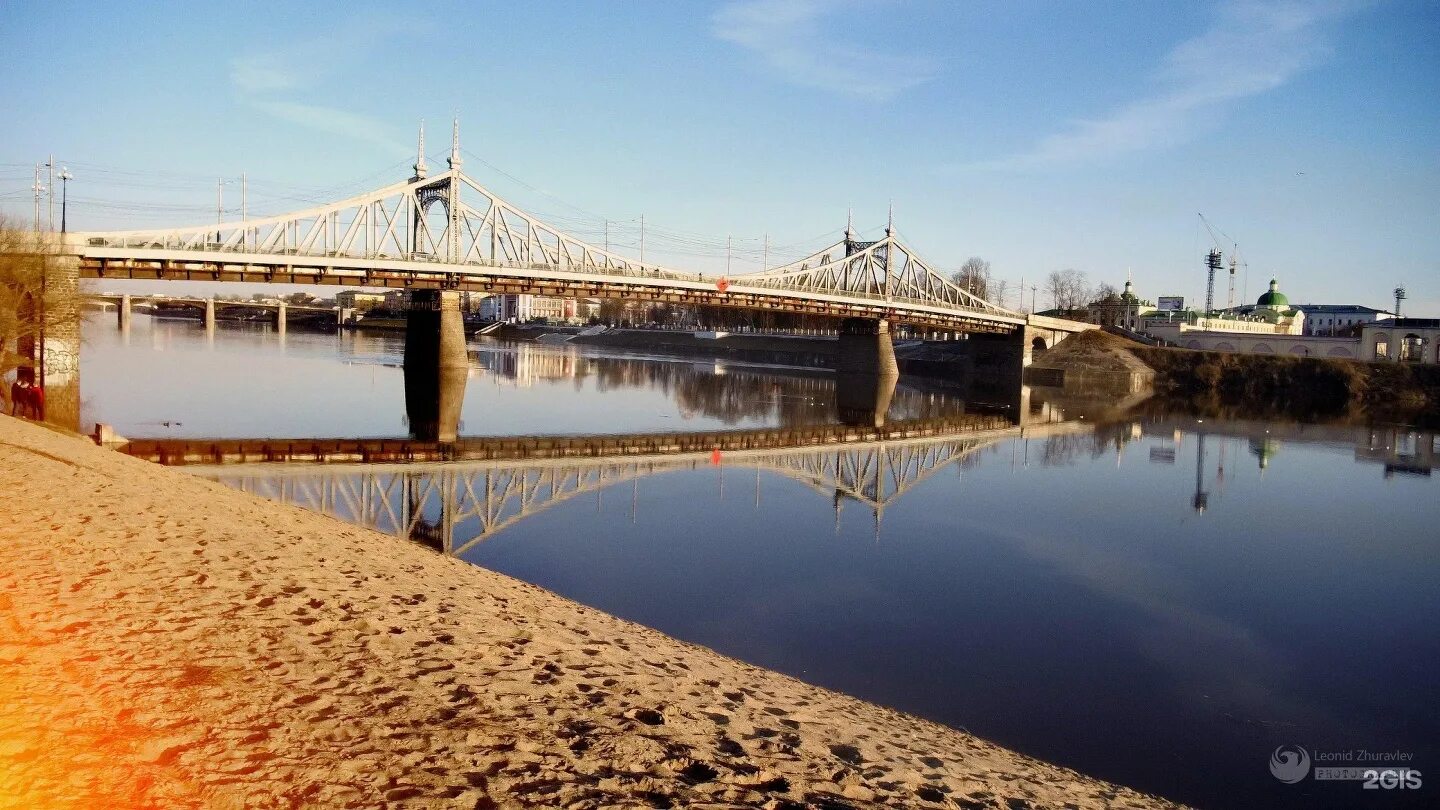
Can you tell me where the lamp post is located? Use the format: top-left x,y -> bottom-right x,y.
58,168 -> 73,233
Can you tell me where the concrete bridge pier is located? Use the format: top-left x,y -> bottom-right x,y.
204,297 -> 216,335
275,301 -> 287,336
837,317 -> 900,378
117,294 -> 132,331
404,289 -> 469,443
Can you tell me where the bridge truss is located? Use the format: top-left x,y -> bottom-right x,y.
69,123 -> 1052,333
206,435 -> 1006,555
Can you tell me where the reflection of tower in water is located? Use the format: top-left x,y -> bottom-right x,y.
1193,433 -> 1209,513
834,371 -> 897,427
404,360 -> 467,443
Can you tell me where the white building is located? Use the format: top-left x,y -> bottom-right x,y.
1363,318 -> 1440,364
1145,279 -> 1309,348
1291,304 -> 1392,336
478,294 -> 581,323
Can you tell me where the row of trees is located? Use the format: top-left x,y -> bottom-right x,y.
949,258 -> 1114,314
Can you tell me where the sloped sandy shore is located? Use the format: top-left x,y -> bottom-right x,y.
0,416 -> 1186,809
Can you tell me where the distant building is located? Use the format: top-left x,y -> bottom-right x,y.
478,294 -> 581,323
1148,279 -> 1305,339
1289,304 -> 1392,336
1087,280 -> 1150,331
1362,318 -> 1440,364
335,290 -> 389,311
1145,279 -> 1319,352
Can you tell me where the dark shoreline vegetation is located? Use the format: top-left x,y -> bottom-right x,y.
1129,343 -> 1440,428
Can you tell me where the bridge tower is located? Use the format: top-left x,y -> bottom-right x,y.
835,210 -> 899,395
399,119 -> 469,439
446,118 -> 463,265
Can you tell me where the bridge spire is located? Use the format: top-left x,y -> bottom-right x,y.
412,120 -> 428,181
885,201 -> 894,238
845,207 -> 855,241
447,116 -> 463,170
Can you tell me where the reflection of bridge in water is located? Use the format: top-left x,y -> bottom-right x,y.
145,417 -> 1087,555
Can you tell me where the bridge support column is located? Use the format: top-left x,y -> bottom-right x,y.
836,317 -> 899,378
404,289 -> 468,443
275,301 -> 287,336
204,297 -> 216,334
117,294 -> 132,331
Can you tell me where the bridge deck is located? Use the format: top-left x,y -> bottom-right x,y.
78,252 -> 1026,333
117,415 -> 1032,467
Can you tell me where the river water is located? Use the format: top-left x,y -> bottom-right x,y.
82,314 -> 1439,809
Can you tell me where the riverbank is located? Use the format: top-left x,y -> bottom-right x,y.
1130,341 -> 1440,423
1023,330 -> 1440,424
0,416 -> 1184,809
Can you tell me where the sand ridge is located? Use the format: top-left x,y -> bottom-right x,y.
0,416 -> 1187,809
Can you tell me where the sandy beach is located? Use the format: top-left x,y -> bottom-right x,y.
0,415 -> 1187,809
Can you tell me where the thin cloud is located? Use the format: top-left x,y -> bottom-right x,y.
249,101 -> 411,158
712,0 -> 937,101
230,55 -> 297,95
969,1 -> 1363,170
228,13 -> 413,158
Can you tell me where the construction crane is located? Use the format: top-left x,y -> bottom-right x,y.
1198,214 -> 1245,313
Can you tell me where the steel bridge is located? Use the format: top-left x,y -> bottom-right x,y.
142,418 -> 1089,553
65,121 -> 1091,339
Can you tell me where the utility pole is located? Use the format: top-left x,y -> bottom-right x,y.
31,165 -> 44,231
1018,276 -> 1024,312
47,155 -> 55,231
217,177 -> 224,224
603,219 -> 609,253
1031,284 -> 1038,314
639,215 -> 645,264
241,172 -> 248,249
726,235 -> 731,276
762,233 -> 768,272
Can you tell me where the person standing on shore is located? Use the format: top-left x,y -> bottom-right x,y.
26,380 -> 43,420
9,377 -> 32,418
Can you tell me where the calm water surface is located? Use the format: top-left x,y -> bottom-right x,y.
84,315 -> 1440,809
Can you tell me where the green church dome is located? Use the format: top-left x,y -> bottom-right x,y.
1257,279 -> 1289,308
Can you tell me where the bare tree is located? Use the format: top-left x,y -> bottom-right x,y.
950,257 -> 991,300
1,218 -> 76,412
989,278 -> 1010,309
1043,268 -> 1090,312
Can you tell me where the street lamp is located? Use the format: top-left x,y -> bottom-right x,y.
58,167 -> 73,233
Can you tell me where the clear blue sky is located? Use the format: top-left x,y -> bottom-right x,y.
2,0 -> 1436,314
